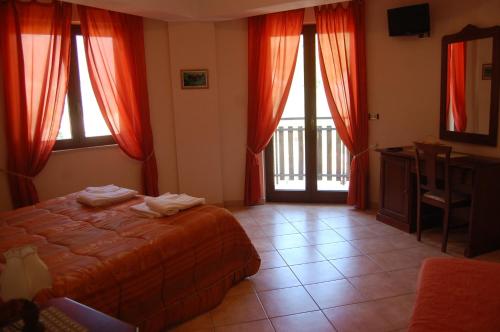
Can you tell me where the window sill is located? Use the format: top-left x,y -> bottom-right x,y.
52,143 -> 118,154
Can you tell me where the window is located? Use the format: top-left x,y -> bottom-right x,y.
55,25 -> 114,150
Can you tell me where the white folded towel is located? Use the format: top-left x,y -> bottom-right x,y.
144,193 -> 205,216
85,184 -> 121,193
130,201 -> 163,218
77,186 -> 138,207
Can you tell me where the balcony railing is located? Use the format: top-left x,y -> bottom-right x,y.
272,117 -> 350,190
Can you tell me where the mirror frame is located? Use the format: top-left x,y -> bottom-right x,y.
440,24 -> 500,146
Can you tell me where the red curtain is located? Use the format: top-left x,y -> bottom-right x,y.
0,1 -> 72,208
315,1 -> 369,209
447,42 -> 467,132
78,6 -> 159,196
244,9 -> 304,205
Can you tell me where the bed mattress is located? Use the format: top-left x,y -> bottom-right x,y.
0,194 -> 260,331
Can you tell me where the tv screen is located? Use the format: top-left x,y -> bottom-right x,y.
388,3 -> 430,37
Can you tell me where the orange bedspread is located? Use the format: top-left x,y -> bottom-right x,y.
0,194 -> 260,331
409,258 -> 500,332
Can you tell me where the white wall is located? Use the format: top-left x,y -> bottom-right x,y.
366,0 -> 500,206
215,19 -> 248,205
143,19 -> 180,194
167,22 -> 225,204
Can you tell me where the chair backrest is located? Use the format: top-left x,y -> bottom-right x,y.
414,142 -> 452,198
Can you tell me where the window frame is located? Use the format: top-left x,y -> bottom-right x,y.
54,25 -> 115,151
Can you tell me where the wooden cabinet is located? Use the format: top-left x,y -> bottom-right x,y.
377,153 -> 415,232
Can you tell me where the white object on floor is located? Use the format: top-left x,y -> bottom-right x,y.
130,201 -> 163,218
77,186 -> 138,207
144,193 -> 205,216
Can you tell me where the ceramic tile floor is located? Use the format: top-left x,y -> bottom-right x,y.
170,203 -> 500,332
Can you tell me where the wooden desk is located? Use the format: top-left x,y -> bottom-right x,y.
377,147 -> 500,257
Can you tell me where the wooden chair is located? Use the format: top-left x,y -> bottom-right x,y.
414,142 -> 470,252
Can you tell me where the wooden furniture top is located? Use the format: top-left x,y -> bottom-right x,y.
376,146 -> 500,167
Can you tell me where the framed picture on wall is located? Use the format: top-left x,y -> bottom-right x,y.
482,63 -> 492,80
180,69 -> 209,89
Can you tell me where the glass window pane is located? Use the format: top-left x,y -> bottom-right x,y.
273,36 -> 306,191
315,35 -> 349,191
57,96 -> 72,140
76,35 -> 111,138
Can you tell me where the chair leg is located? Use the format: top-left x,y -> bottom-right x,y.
416,198 -> 422,242
441,208 -> 450,253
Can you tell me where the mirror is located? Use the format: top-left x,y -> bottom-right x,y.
440,25 -> 500,146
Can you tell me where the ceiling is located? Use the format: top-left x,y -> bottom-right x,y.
64,0 -> 343,22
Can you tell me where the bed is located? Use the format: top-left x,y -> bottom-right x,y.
0,193 -> 260,331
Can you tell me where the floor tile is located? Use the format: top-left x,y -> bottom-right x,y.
211,293 -> 267,327
258,286 -> 318,317
314,242 -> 362,260
366,223 -> 402,237
251,237 -> 275,253
253,213 -> 289,225
323,301 -> 393,332
235,217 -> 258,228
214,320 -> 274,332
282,211 -> 320,222
292,220 -> 330,233
386,267 -> 420,293
373,294 -> 416,330
302,230 -> 345,245
270,234 -> 310,249
271,310 -> 335,332
335,226 -> 379,241
170,312 -> 213,331
368,251 -> 420,271
331,256 -> 383,277
402,246 -> 450,263
386,233 -> 425,250
315,208 -> 348,219
278,246 -> 325,265
348,272 -> 411,300
242,225 -> 267,239
290,261 -> 343,285
322,216 -> 365,229
259,250 -> 287,269
305,279 -> 366,309
349,237 -> 397,254
350,213 -> 378,226
251,266 -> 301,291
259,223 -> 298,237
225,279 -> 255,297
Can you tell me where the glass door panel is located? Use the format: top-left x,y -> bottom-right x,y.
315,37 -> 350,192
265,27 -> 348,203
273,36 -> 306,191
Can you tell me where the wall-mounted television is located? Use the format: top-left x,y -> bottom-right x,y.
387,3 -> 430,37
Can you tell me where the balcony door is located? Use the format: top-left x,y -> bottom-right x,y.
265,26 -> 349,203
